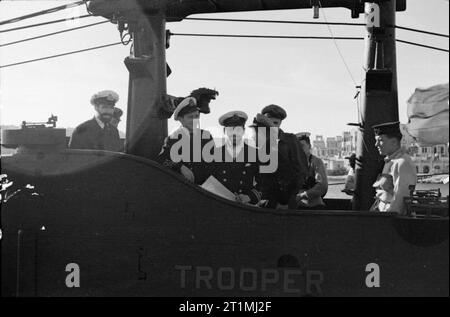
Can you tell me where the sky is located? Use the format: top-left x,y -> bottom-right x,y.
0,0 -> 448,140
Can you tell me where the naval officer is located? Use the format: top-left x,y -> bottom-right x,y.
157,97 -> 214,185
250,114 -> 301,209
261,104 -> 309,192
372,121 -> 417,214
69,90 -> 123,152
212,111 -> 262,205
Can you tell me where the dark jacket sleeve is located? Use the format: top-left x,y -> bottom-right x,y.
305,157 -> 328,199
287,135 -> 308,191
156,135 -> 183,173
245,162 -> 262,205
69,126 -> 89,150
194,131 -> 216,185
113,129 -> 124,152
245,179 -> 262,205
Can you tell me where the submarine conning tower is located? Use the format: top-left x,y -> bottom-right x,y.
1,115 -> 67,155
86,0 -> 406,210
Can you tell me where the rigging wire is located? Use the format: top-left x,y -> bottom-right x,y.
184,17 -> 365,27
389,24 -> 449,38
0,42 -> 123,69
170,32 -> 448,52
0,21 -> 109,48
1,5 -> 448,39
169,33 -> 364,41
0,1 -> 87,26
396,39 -> 449,53
0,15 -> 93,34
183,17 -> 449,38
1,32 -> 448,69
318,1 -> 358,86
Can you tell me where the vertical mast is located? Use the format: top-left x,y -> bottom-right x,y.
353,0 -> 399,210
125,12 -> 168,160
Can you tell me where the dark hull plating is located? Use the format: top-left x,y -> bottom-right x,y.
1,150 -> 448,296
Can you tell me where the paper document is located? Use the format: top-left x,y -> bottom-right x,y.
201,176 -> 236,201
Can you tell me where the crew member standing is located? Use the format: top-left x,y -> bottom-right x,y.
69,90 -> 122,152
372,121 -> 417,214
250,113 -> 300,209
261,105 -> 309,191
212,111 -> 262,205
296,133 -> 328,209
111,107 -> 123,129
343,153 -> 357,196
255,105 -> 308,208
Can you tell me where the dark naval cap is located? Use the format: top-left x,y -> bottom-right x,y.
219,111 -> 248,127
372,121 -> 402,138
250,113 -> 275,128
262,104 -> 287,120
113,107 -> 123,119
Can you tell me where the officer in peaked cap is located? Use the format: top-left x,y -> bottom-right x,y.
212,111 -> 262,205
157,97 -> 215,185
69,90 -> 123,152
373,121 -> 403,139
249,112 -> 308,209
261,104 -> 309,192
371,121 -> 417,214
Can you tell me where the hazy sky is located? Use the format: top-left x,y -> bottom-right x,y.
0,0 -> 448,139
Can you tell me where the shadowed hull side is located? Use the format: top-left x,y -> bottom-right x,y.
1,150 -> 448,296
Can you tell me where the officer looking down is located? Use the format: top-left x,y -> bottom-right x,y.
212,111 -> 262,205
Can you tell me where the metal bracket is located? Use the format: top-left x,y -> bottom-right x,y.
124,56 -> 154,79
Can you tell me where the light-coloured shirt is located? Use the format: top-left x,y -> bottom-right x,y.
224,138 -> 244,160
95,115 -> 105,129
377,148 -> 417,214
299,154 -> 328,207
344,169 -> 355,192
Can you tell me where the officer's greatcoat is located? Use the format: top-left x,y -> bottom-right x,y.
69,117 -> 123,152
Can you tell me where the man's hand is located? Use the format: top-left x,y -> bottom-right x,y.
180,165 -> 195,183
296,191 -> 309,207
236,194 -> 251,204
297,191 -> 308,199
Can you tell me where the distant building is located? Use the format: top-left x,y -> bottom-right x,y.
411,144 -> 449,174
312,135 -> 327,157
311,127 -> 448,175
312,130 -> 357,160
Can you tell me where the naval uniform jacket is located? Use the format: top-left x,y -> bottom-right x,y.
211,143 -> 262,205
376,148 -> 417,214
69,117 -> 123,152
157,127 -> 215,185
258,130 -> 309,208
